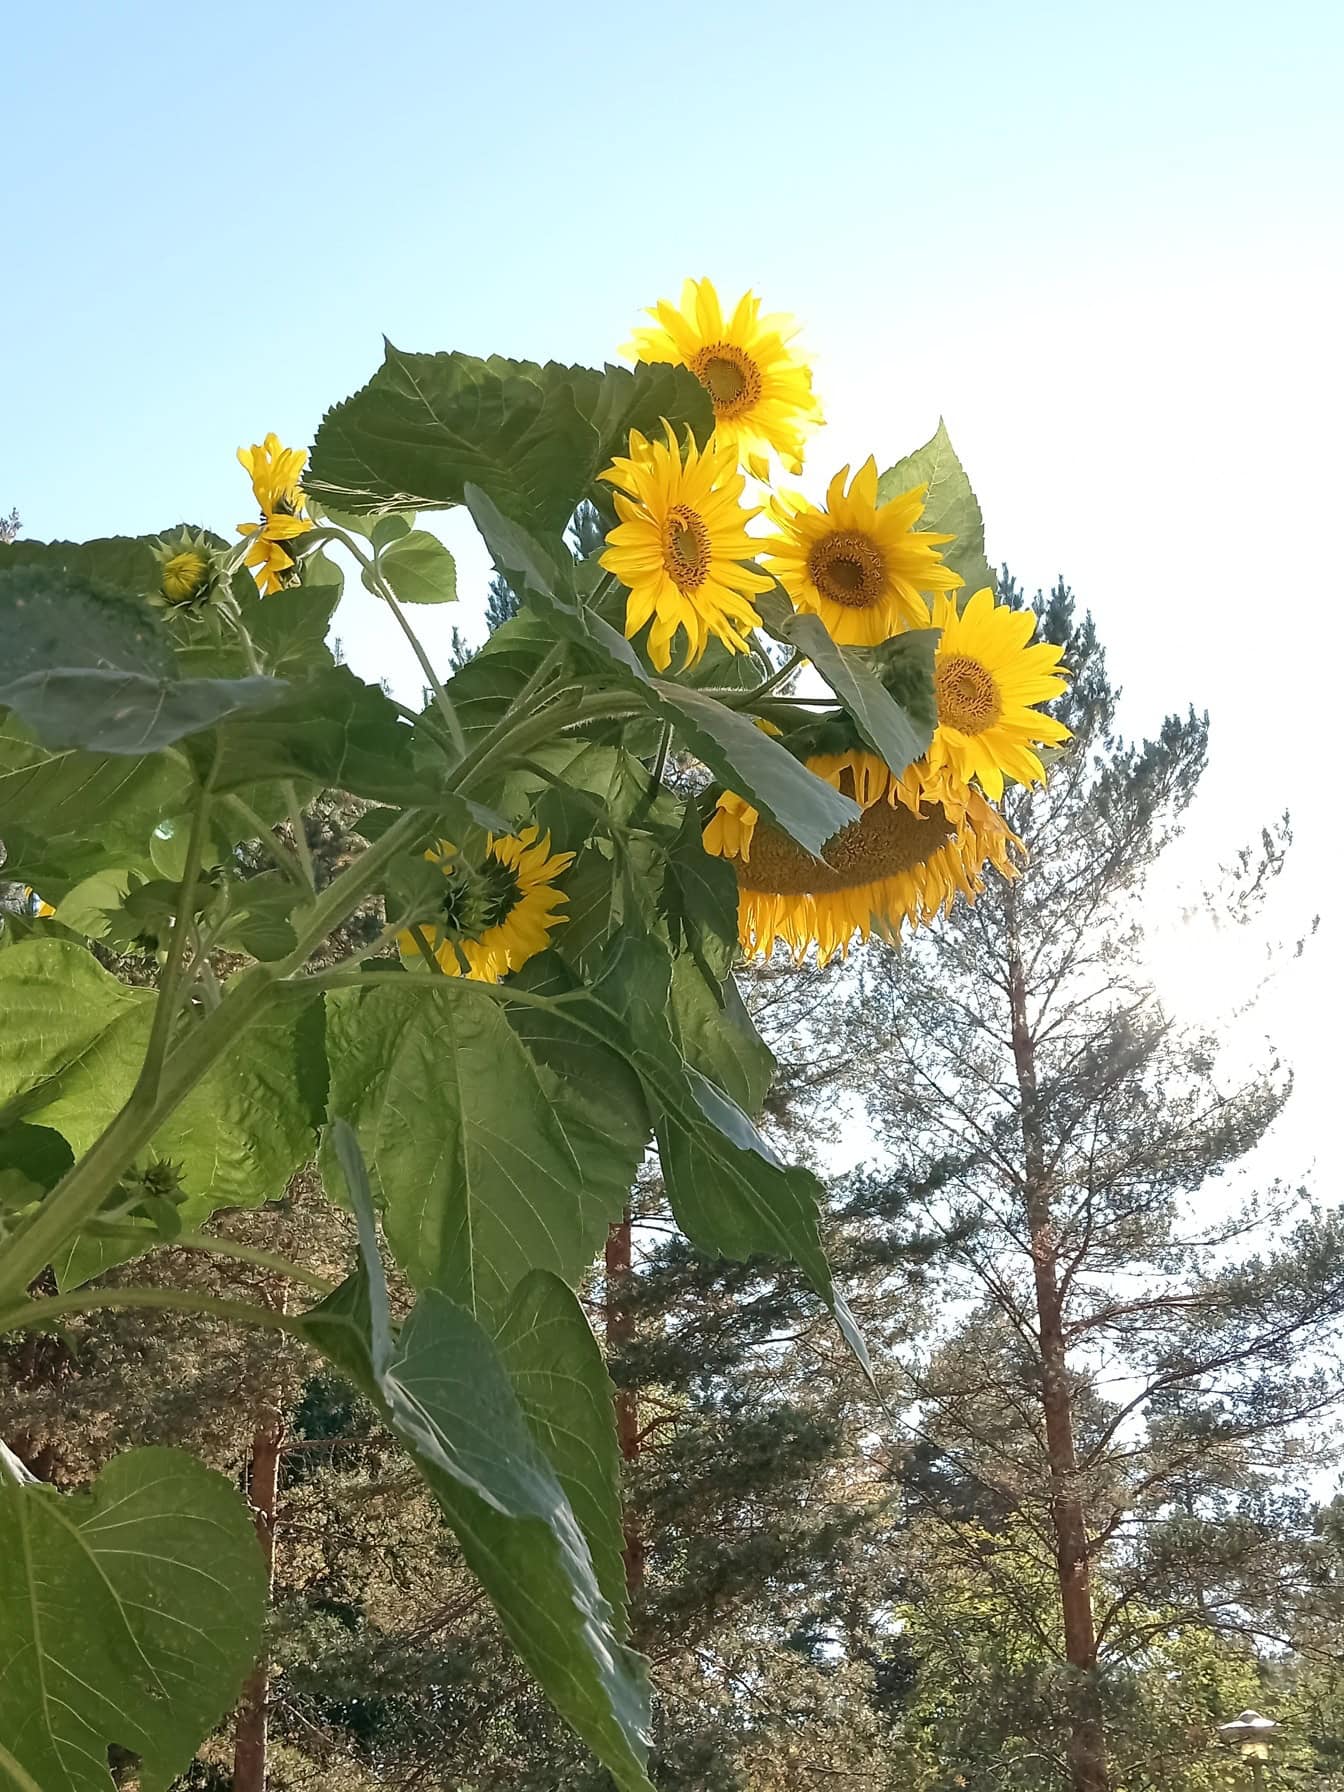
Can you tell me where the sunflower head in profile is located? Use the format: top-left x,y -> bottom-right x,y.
599,421 -> 773,672
623,278 -> 824,480
703,747 -> 1021,965
923,589 -> 1071,802
398,827 -> 575,983
236,431 -> 313,596
764,458 -> 963,647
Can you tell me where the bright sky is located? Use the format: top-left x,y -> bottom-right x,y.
4,0 -> 1341,1180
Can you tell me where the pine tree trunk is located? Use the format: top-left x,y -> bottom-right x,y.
1007,924 -> 1109,1792
232,1402 -> 284,1792
605,1209 -> 644,1593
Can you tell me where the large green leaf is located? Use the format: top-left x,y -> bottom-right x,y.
876,419 -> 996,598
0,567 -> 287,754
756,587 -> 935,775
0,714 -> 191,877
590,932 -> 869,1374
0,530 -> 169,595
308,349 -> 715,541
0,941 -> 323,1286
670,955 -> 775,1116
0,1447 -> 267,1792
301,1131 -> 653,1791
323,979 -> 634,1323
496,1270 -> 632,1638
235,572 -> 341,677
307,346 -> 599,534
651,681 -> 859,855
192,666 -> 431,805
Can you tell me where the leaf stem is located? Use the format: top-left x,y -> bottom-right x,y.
221,795 -> 312,887
726,649 -> 804,708
0,1285 -> 305,1341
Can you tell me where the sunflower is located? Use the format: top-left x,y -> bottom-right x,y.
623,278 -> 823,480
922,589 -> 1071,802
703,749 -> 1021,964
763,458 -> 962,647
236,431 -> 313,596
599,422 -> 773,671
397,827 -> 574,983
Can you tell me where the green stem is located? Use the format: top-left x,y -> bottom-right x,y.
164,1233 -> 336,1292
0,1285 -> 304,1342
138,777 -> 214,1096
221,796 -> 311,887
726,649 -> 804,708
650,722 -> 673,787
328,526 -> 468,759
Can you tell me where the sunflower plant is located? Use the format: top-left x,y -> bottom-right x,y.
0,278 -> 1066,1791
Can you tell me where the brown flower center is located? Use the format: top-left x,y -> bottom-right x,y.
738,796 -> 956,895
936,655 -> 1001,734
691,342 -> 763,419
807,530 -> 887,609
661,503 -> 711,591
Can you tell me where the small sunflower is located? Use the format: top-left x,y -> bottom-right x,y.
623,278 -> 823,480
599,422 -> 773,672
763,458 -> 962,647
704,749 -> 1021,964
149,526 -> 227,613
923,589 -> 1071,802
236,431 -> 313,596
398,827 -> 574,983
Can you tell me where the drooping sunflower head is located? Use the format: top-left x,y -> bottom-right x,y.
704,748 -> 1021,964
398,826 -> 575,983
599,421 -> 773,672
149,527 -> 227,613
763,458 -> 963,648
236,431 -> 313,596
923,589 -> 1071,802
623,278 -> 824,480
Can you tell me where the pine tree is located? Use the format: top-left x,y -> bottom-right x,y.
835,578 -> 1344,1791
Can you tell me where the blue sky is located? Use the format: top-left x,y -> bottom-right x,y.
4,0 -> 1341,1173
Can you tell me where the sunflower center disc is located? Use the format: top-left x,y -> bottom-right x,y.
737,799 -> 956,895
936,655 -> 1001,734
808,531 -> 886,608
662,503 -> 712,591
692,342 -> 763,419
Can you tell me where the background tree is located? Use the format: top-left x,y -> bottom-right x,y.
822,578 -> 1344,1792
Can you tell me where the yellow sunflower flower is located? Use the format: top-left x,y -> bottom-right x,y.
924,589 -> 1071,802
703,749 -> 1021,965
398,827 -> 574,983
763,458 -> 963,647
623,278 -> 823,480
236,431 -> 313,596
599,422 -> 773,672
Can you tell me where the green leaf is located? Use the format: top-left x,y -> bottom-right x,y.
0,566 -> 287,754
496,1270 -> 631,1638
0,531 -> 166,595
590,932 -> 869,1376
235,575 -> 341,677
370,512 -> 413,551
195,665 -> 429,805
375,528 -> 458,604
876,419 -> 996,598
0,1446 -> 267,1792
0,720 -> 192,877
573,360 -> 715,467
650,681 -> 859,855
757,586 -> 935,774
670,955 -> 775,1116
307,345 -> 600,534
0,941 -> 323,1286
303,1133 -> 653,1791
323,980 -> 633,1323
